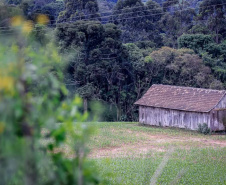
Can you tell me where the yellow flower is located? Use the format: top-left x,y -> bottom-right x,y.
11,16 -> 24,27
0,76 -> 15,94
36,14 -> 49,25
22,21 -> 33,34
73,96 -> 82,105
0,122 -> 5,134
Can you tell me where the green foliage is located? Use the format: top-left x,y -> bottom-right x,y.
4,0 -> 22,5
113,0 -> 163,45
198,0 -> 226,43
188,24 -> 211,35
31,24 -> 50,46
160,0 -> 196,48
40,1 -> 65,23
56,21 -> 137,121
124,43 -> 152,114
0,20 -> 102,185
135,41 -> 155,50
0,4 -> 22,30
56,21 -> 104,52
178,34 -> 214,53
4,0 -> 64,25
101,103 -> 117,122
198,123 -> 211,135
57,0 -> 100,22
178,34 -> 226,86
144,56 -> 152,63
149,47 -> 223,89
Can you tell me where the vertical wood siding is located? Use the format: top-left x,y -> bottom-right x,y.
139,106 -> 211,130
210,95 -> 226,131
212,110 -> 226,131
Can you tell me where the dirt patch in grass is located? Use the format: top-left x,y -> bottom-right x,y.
189,137 -> 226,147
141,132 -> 226,147
90,144 -> 166,158
89,129 -> 226,158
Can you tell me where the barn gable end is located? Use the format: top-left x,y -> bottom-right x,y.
214,94 -> 226,109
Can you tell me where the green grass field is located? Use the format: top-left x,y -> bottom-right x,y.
85,122 -> 226,185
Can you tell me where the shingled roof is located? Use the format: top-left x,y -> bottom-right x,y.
135,84 -> 226,113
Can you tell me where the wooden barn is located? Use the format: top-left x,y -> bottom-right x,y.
135,84 -> 226,131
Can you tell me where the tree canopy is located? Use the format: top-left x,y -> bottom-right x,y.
2,0 -> 226,121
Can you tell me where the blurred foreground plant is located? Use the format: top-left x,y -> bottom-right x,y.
0,16 -> 101,185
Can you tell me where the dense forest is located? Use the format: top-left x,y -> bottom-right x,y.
1,0 -> 226,121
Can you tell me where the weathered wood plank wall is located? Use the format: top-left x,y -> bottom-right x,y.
139,106 -> 211,131
211,95 -> 226,131
211,110 -> 226,131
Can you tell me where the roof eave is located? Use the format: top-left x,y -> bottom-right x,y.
135,104 -> 211,113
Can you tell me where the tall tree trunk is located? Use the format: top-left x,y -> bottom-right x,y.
110,103 -> 112,111
116,105 -> 121,121
83,98 -> 88,113
215,27 -> 219,44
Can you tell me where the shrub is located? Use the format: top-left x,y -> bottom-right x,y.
198,123 -> 211,135
0,16 -> 102,185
